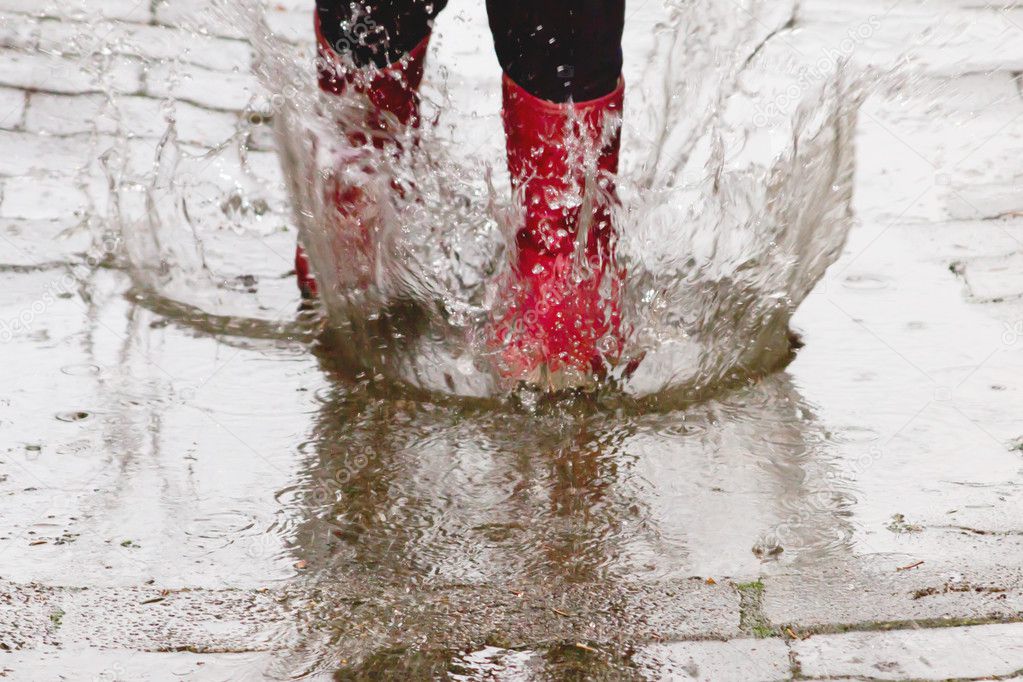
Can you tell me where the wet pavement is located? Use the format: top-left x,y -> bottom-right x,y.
2,0 -> 1023,679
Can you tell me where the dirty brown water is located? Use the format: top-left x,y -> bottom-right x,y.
3,0 -> 1023,679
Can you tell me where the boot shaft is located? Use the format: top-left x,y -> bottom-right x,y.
501,75 -> 624,260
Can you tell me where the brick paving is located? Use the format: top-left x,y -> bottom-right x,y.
1,0 -> 1023,679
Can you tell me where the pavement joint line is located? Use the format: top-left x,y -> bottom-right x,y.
0,6 -> 256,47
775,614 -> 1023,639
795,672 -> 1023,681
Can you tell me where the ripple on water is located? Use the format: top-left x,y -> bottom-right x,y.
183,510 -> 258,544
60,363 -> 101,376
830,425 -> 880,443
842,274 -> 890,290
55,411 -> 91,422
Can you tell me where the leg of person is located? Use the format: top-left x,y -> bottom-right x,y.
486,0 -> 627,384
314,0 -> 446,109
297,0 -> 447,298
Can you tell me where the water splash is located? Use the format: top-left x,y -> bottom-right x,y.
112,0 -> 866,401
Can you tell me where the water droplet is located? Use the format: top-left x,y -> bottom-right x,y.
842,274 -> 888,290
60,364 -> 100,376
832,426 -> 879,443
55,411 -> 91,423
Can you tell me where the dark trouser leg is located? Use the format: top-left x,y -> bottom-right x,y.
485,0 -> 625,102
488,1 -> 628,378
315,0 -> 448,69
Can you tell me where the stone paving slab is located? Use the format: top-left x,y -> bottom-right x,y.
145,62 -> 262,112
22,92 -> 239,146
0,0 -> 153,23
0,649 -> 286,681
636,638 -> 791,681
0,49 -> 143,96
960,252 -> 1023,302
300,579 -> 746,661
0,129 -> 95,176
0,581 -> 291,653
855,73 -> 1023,225
798,0 -> 1023,73
793,621 -> 1023,680
154,0 -> 249,41
0,216 -> 91,268
0,87 -> 25,128
34,19 -> 253,72
0,176 -> 89,220
763,562 -> 1023,632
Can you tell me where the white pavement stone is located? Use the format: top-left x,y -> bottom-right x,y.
855,74 -> 1023,224
0,216 -> 91,268
794,622 -> 1023,680
146,61 -> 263,112
118,96 -> 239,147
155,0 -> 248,40
0,175 -> 88,220
264,7 -> 312,45
22,91 -> 105,135
636,638 -> 792,681
35,18 -> 253,72
0,10 -> 39,50
798,0 -> 1023,74
0,0 -> 153,23
764,563 -> 1023,632
0,649 -> 281,681
0,85 -> 26,129
0,130 -> 94,176
0,49 -> 142,96
23,92 -> 239,148
960,252 -> 1023,302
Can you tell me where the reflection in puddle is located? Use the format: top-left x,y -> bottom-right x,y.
271,370 -> 855,675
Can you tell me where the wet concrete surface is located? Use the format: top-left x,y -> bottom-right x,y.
2,0 -> 1023,679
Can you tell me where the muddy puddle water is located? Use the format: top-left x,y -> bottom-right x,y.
2,0 -> 1023,679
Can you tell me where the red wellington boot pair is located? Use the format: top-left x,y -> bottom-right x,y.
306,22 -> 625,387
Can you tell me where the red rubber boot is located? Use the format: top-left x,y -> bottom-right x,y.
495,75 -> 626,387
295,15 -> 431,298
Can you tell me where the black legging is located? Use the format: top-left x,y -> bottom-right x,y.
315,0 -> 625,103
